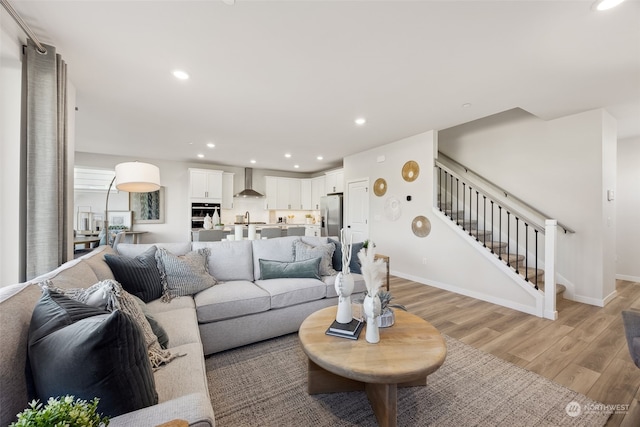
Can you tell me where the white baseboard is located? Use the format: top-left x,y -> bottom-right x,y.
616,274 -> 640,283
571,289 -> 617,308
391,270 -> 542,318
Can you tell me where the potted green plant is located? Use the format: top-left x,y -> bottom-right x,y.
11,395 -> 109,427
213,222 -> 224,230
305,214 -> 313,224
377,290 -> 406,328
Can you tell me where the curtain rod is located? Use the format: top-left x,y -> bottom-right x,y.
1,0 -> 47,54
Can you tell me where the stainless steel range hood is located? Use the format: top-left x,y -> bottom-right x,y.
234,168 -> 264,198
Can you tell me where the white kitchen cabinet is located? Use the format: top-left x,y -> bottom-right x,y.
265,176 -> 278,210
189,168 -> 222,201
305,225 -> 321,237
311,176 -> 325,210
301,179 -> 312,210
221,172 -> 234,209
325,168 -> 344,194
266,176 -> 303,210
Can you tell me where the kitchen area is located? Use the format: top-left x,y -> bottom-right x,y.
190,167 -> 344,241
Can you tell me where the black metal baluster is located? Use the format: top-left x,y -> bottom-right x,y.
475,191 -> 479,241
456,178 -> 460,226
462,182 -> 466,230
482,195 -> 487,246
468,186 -> 473,235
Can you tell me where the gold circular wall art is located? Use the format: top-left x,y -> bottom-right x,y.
411,215 -> 431,238
402,161 -> 420,182
373,178 -> 387,197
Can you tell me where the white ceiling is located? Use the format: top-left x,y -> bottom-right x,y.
8,0 -> 640,172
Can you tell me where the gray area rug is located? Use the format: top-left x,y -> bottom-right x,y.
205,333 -> 612,426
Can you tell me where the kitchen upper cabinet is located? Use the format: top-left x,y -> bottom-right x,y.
325,169 -> 344,194
266,176 -> 302,210
221,172 -> 234,209
265,176 -> 278,210
311,176 -> 325,210
301,179 -> 312,210
190,168 -> 222,201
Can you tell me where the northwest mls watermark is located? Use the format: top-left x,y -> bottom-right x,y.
565,401 -> 629,417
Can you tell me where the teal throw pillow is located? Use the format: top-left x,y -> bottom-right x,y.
259,257 -> 322,280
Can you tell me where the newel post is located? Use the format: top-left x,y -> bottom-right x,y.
544,220 -> 558,320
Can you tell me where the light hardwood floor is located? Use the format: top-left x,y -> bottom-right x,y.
390,276 -> 640,426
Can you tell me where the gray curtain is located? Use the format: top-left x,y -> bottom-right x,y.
23,39 -> 69,279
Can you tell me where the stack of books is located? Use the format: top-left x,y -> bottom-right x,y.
325,318 -> 364,340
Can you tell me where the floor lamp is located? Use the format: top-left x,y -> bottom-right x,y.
104,162 -> 161,245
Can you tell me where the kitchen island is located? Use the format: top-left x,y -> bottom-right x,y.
191,223 -> 321,241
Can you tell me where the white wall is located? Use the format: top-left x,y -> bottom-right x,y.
617,136 -> 640,281
1,15 -> 25,285
344,130 -> 540,316
438,108 -> 617,305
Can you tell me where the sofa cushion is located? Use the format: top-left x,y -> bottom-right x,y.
195,280 -> 271,323
293,240 -> 337,276
153,343 -> 209,403
104,246 -> 163,302
146,295 -> 195,314
328,238 -> 364,274
151,308 -> 201,348
251,236 -> 299,280
28,290 -> 157,417
192,240 -> 254,282
82,245 -> 117,281
254,278 -> 327,309
43,280 -> 177,369
259,258 -> 322,280
46,260 -> 100,290
156,248 -> 217,300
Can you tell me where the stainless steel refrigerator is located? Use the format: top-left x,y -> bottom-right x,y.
320,194 -> 343,237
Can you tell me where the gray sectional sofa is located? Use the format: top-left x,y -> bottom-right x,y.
0,235 -> 365,426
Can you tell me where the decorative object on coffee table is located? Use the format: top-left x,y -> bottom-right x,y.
377,290 -> 407,328
334,229 -> 354,324
358,243 -> 386,343
10,395 -> 109,427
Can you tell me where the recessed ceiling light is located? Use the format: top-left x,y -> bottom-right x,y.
197,153 -> 204,158
355,117 -> 366,126
294,165 -> 300,169
173,70 -> 189,80
222,0 -> 235,5
284,153 -> 292,158
593,0 -> 625,10
462,103 -> 472,108
317,156 -> 323,161
250,159 -> 256,164
207,143 -> 215,148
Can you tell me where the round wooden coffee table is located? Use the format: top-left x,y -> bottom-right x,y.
299,306 -> 447,427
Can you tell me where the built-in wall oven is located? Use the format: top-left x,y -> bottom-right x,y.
191,202 -> 220,229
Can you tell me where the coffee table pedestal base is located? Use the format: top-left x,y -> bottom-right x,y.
307,360 -> 426,427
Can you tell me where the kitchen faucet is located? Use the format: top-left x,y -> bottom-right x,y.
245,211 -> 250,225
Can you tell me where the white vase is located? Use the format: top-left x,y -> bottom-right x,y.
363,293 -> 381,343
203,214 -> 213,230
334,272 -> 355,324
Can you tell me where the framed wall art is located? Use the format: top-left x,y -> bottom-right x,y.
129,187 -> 165,224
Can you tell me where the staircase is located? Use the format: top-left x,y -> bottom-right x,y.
435,153 -> 573,319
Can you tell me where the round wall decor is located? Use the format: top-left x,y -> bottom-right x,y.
411,215 -> 431,238
373,178 -> 387,197
402,161 -> 420,182
384,197 -> 401,221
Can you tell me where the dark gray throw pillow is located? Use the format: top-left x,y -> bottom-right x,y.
328,238 -> 364,274
104,245 -> 162,302
259,257 -> 322,280
27,290 -> 158,417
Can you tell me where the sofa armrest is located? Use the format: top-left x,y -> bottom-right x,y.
109,393 -> 214,427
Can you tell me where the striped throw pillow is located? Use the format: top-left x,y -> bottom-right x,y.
156,247 -> 217,301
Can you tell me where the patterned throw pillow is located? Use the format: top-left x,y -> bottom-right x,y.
28,290 -> 158,417
327,238 -> 364,274
293,240 -> 337,276
41,279 -> 177,370
104,245 -> 163,302
155,247 -> 217,301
